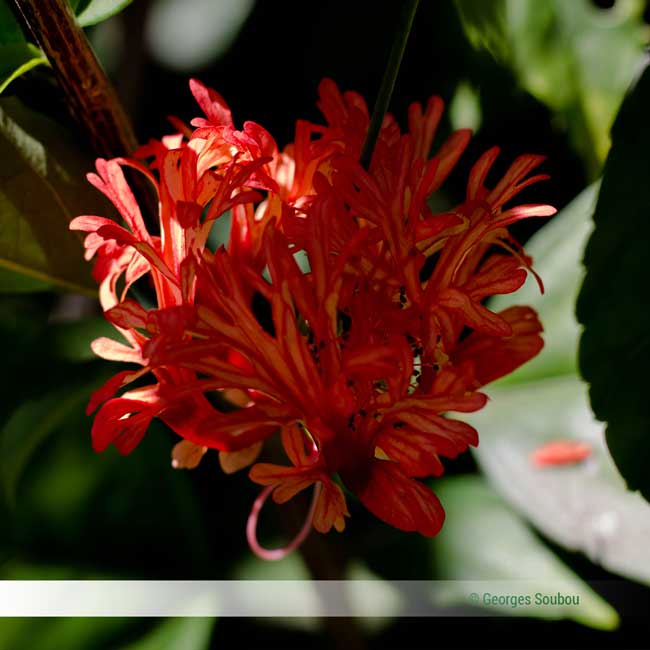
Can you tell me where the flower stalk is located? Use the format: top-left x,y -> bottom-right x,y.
359,0 -> 420,169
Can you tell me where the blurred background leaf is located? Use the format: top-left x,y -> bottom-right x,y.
1,0 -> 649,646
454,0 -> 509,61
0,265 -> 50,291
144,0 -> 254,71
433,475 -> 619,629
0,617 -> 212,650
470,377 -> 650,586
0,97 -> 111,294
462,177 -> 650,586
0,379 -> 97,505
75,0 -> 135,27
118,618 -> 214,650
577,62 -> 650,503
455,0 -> 648,176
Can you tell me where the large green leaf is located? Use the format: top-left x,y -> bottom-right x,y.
469,376 -> 650,587
433,475 -> 619,629
468,175 -> 650,585
0,97 -> 110,294
577,64 -> 650,502
455,0 -> 647,175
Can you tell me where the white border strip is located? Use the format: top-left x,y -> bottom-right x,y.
0,580 -> 610,617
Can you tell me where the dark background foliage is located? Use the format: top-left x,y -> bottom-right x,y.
1,0 -> 650,648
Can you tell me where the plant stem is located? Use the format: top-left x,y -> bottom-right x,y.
11,0 -> 139,158
359,0 -> 420,170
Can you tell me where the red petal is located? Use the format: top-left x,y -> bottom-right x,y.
105,299 -> 149,330
249,463 -> 316,503
92,398 -> 156,453
219,441 -> 263,474
313,481 -> 350,533
344,460 -> 444,536
437,288 -> 512,337
189,78 -> 233,127
453,305 -> 544,387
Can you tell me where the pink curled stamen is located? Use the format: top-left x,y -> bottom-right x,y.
246,481 -> 322,561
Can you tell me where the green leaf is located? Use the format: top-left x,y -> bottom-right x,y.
491,184 -> 598,385
576,63 -> 650,502
0,265 -> 50,292
454,0 -> 509,62
0,2 -> 48,93
0,1 -> 25,43
0,0 -> 133,93
469,178 -> 650,587
0,618 -> 135,650
0,43 -> 48,94
433,475 -> 619,629
0,380 -> 95,505
119,618 -> 214,650
0,97 -> 111,294
468,376 -> 650,588
511,0 -> 646,173
76,0 -> 135,27
457,0 -> 647,174
0,616 -> 212,650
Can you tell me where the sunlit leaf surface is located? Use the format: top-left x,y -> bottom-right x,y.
434,475 -> 619,629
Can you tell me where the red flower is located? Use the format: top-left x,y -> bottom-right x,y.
72,78 -> 555,552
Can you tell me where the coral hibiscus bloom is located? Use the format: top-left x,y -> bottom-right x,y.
71,78 -> 555,550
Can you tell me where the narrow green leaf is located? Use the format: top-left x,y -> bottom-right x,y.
0,97 -> 112,295
433,475 -> 619,629
0,3 -> 47,94
0,43 -> 48,94
576,63 -> 650,502
76,0 -> 135,27
0,0 -> 134,93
